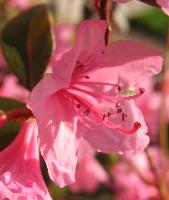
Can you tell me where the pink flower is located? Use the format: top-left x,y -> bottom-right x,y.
112,0 -> 169,15
70,140 -> 108,193
50,24 -> 74,65
111,160 -> 160,200
70,155 -> 108,193
0,75 -> 29,101
27,20 -> 162,187
111,147 -> 168,200
0,119 -> 52,200
135,79 -> 161,143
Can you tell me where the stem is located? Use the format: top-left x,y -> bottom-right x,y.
95,0 -> 113,45
105,0 -> 113,45
160,18 -> 169,155
146,149 -> 169,200
6,107 -> 33,121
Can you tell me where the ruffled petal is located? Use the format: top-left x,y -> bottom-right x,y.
27,73 -> 66,110
75,20 -> 106,55
81,100 -> 149,154
83,40 -> 162,88
52,20 -> 107,85
0,119 -> 51,200
32,93 -> 80,188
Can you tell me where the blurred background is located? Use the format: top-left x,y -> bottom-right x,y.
0,0 -> 169,199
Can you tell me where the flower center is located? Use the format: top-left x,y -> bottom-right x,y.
61,80 -> 144,135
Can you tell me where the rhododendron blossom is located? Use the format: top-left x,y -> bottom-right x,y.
27,20 -> 162,187
0,119 -> 51,200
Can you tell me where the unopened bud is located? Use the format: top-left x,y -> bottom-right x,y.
0,110 -> 7,128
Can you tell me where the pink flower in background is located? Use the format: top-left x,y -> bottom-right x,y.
27,20 -> 162,187
0,119 -> 52,200
8,0 -> 29,9
0,75 -> 29,101
70,140 -> 108,193
135,79 -> 161,144
70,155 -> 108,193
111,147 -> 168,200
50,24 -> 74,65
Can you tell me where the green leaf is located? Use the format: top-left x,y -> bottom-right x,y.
0,122 -> 20,150
130,8 -> 168,37
1,4 -> 54,90
0,97 -> 25,111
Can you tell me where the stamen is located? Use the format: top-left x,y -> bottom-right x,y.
103,112 -> 112,120
84,76 -> 90,79
139,87 -> 145,94
116,103 -> 120,107
76,104 -> 81,108
107,112 -> 112,117
71,81 -> 121,89
116,122 -> 141,135
118,86 -> 122,92
117,108 -> 122,113
83,108 -> 90,116
62,88 -> 141,135
122,113 -> 127,121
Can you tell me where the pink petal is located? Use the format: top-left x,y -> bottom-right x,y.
52,20 -> 107,86
31,93 -> 80,188
0,119 -> 51,200
27,73 -> 66,110
0,75 -> 29,101
84,40 -> 162,88
75,20 -> 106,56
49,24 -> 74,66
81,100 -> 149,154
157,0 -> 169,15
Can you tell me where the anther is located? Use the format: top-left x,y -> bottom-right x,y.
84,76 -> 90,79
107,112 -> 112,117
139,87 -> 145,94
118,86 -> 122,92
76,104 -> 81,108
122,112 -> 127,121
116,103 -> 120,107
117,108 -> 122,113
83,109 -> 90,116
134,121 -> 141,129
